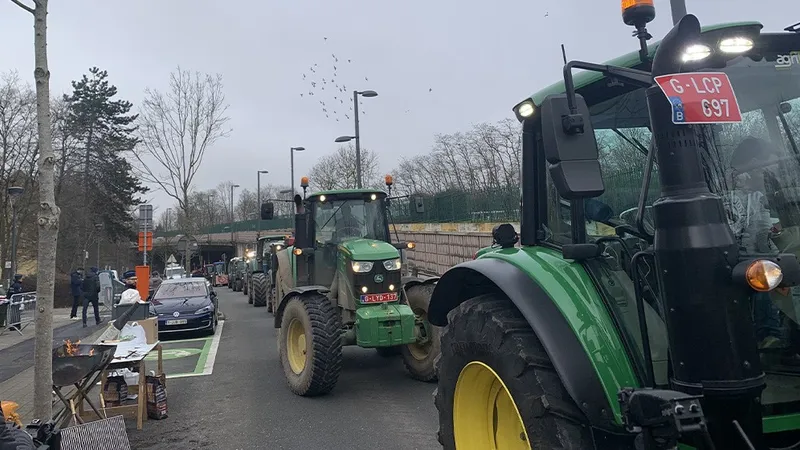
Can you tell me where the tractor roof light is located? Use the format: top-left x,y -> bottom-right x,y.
319,195 -> 326,202
517,101 -> 535,119
621,0 -> 655,27
300,176 -> 309,188
681,44 -> 712,62
719,36 -> 754,54
385,174 -> 393,186
745,260 -> 783,292
370,194 -> 377,201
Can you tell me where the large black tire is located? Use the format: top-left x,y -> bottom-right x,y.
247,278 -> 254,304
279,294 -> 343,396
243,276 -> 249,296
252,272 -> 268,307
435,294 -> 592,449
400,283 -> 440,382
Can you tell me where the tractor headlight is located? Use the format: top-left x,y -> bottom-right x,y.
351,261 -> 374,273
719,36 -> 753,54
383,258 -> 401,271
681,44 -> 712,62
745,260 -> 783,292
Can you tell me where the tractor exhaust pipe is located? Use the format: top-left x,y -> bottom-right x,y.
647,14 -> 765,449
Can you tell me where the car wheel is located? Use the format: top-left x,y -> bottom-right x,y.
209,312 -> 218,335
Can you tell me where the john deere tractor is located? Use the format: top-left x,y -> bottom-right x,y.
429,4 -> 800,450
246,234 -> 288,307
260,175 -> 439,396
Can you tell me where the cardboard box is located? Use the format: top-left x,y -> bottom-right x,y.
130,317 -> 158,344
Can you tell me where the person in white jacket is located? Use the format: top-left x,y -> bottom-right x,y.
727,137 -> 784,350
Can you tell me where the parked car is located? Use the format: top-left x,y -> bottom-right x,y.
148,278 -> 219,336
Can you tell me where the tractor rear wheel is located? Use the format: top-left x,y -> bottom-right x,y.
401,283 -> 439,382
252,272 -> 268,307
278,293 -> 342,396
435,294 -> 592,450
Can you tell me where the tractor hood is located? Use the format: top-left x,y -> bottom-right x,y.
339,239 -> 399,261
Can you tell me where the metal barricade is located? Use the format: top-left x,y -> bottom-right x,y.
6,292 -> 37,336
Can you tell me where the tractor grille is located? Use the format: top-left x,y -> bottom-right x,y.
353,261 -> 401,296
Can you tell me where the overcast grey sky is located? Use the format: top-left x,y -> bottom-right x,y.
0,0 -> 792,213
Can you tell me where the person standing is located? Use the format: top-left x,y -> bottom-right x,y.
69,268 -> 84,319
81,267 -> 101,328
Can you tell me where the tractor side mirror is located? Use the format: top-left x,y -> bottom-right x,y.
261,202 -> 274,220
540,93 -> 604,200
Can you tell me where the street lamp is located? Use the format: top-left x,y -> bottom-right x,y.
7,186 -> 23,286
94,222 -> 104,268
290,147 -> 305,195
256,170 -> 269,239
230,184 -> 240,250
335,89 -> 378,188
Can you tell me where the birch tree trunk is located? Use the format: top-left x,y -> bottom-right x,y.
12,0 -> 59,420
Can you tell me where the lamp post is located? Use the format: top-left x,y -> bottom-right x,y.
94,222 -> 104,268
256,170 -> 269,239
230,184 -> 240,250
7,186 -> 23,286
290,147 -> 305,195
335,89 -> 378,188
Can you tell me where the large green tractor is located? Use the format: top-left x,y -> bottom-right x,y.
260,176 -> 440,396
245,234 -> 288,307
429,5 -> 800,450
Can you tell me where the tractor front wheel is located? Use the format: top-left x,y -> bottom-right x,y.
278,294 -> 343,396
252,272 -> 268,307
435,294 -> 592,450
243,276 -> 249,296
401,283 -> 439,382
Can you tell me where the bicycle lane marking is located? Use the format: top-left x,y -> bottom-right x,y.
166,320 -> 224,379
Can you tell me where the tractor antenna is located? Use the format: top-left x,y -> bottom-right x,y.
785,21 -> 800,32
560,44 -> 567,65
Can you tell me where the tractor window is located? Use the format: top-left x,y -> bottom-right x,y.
314,198 -> 388,245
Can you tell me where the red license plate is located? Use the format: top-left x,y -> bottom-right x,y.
360,292 -> 398,304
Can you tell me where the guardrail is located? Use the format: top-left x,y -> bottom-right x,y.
0,291 -> 37,336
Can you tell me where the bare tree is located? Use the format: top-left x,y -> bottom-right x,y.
134,67 -> 231,227
10,0 -> 59,420
308,143 -> 380,191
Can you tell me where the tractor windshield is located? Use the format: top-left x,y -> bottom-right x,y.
544,43 -> 800,414
314,198 -> 388,245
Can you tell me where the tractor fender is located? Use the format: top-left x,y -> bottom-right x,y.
428,258 -> 621,432
273,285 -> 331,328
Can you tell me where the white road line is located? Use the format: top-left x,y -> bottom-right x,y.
202,319 -> 224,375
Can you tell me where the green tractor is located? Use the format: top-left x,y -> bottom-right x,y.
228,257 -> 246,292
260,175 -> 439,396
429,5 -> 800,450
246,234 -> 289,307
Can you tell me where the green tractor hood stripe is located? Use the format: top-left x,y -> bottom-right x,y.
339,239 -> 399,261
485,247 -> 639,424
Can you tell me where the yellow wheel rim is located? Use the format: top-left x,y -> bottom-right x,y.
286,318 -> 307,374
453,361 -> 531,450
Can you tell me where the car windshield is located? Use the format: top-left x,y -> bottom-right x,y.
165,267 -> 183,278
314,198 -> 388,244
153,281 -> 207,300
546,44 -> 800,414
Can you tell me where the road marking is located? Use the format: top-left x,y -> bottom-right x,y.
167,320 -> 224,379
146,348 -> 202,360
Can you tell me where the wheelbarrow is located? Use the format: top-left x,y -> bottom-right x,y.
51,343 -> 117,427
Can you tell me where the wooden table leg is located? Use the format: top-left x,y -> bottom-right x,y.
137,360 -> 146,430
157,344 -> 163,376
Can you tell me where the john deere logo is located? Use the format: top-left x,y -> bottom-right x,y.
374,274 -> 384,283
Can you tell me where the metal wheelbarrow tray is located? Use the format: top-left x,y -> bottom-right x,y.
51,343 -> 117,427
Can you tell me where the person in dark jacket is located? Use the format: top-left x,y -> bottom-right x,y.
69,268 -> 84,319
7,275 -> 23,296
81,267 -> 102,328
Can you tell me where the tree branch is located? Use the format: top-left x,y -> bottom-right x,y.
10,0 -> 35,14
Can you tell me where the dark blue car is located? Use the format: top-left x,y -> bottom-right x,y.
149,278 -> 218,336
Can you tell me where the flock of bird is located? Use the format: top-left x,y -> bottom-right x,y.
299,36 -> 435,123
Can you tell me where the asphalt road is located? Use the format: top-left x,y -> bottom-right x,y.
128,288 -> 441,450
